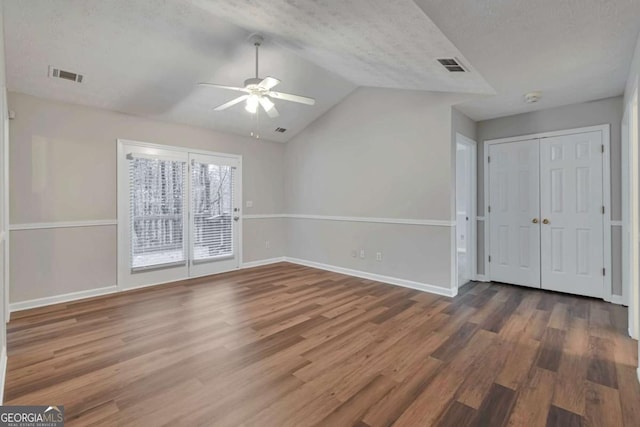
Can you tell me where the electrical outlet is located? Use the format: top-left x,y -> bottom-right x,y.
351,250 -> 357,258
359,249 -> 365,259
246,200 -> 253,208
376,252 -> 382,261
265,240 -> 270,249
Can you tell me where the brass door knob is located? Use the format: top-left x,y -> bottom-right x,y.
542,218 -> 550,224
532,218 -> 539,224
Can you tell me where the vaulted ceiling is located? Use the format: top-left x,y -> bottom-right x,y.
3,0 -> 491,143
4,0 -> 640,141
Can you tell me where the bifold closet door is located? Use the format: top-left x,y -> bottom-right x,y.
488,139 -> 541,288
539,131 -> 604,298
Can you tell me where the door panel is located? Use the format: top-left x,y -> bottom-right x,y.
189,153 -> 241,278
489,140 -> 541,288
540,131 -> 604,298
119,146 -> 189,289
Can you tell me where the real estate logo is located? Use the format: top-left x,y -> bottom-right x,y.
0,406 -> 64,427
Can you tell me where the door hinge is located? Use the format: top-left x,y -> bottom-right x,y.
602,206 -> 605,214
488,205 -> 491,213
601,144 -> 605,153
603,267 -> 606,276
488,156 -> 491,163
488,255 -> 492,263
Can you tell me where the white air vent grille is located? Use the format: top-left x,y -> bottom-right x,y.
437,58 -> 466,73
49,66 -> 83,83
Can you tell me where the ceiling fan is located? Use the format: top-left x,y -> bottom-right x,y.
199,34 -> 315,118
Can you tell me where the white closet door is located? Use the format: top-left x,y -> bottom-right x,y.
540,131 -> 604,298
489,139 -> 541,288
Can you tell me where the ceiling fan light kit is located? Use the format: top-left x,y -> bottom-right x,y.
199,34 -> 316,121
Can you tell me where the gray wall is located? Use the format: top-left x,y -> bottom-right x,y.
8,92 -> 286,303
284,87 -> 465,289
0,2 -> 8,363
452,108 -> 477,141
476,96 -> 624,296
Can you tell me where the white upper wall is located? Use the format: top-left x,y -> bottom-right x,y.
285,87 -> 466,220
9,92 -> 285,224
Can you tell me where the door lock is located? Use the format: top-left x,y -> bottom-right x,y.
532,218 -> 539,224
542,218 -> 550,224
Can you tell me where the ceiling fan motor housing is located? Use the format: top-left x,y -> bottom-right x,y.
244,77 -> 263,88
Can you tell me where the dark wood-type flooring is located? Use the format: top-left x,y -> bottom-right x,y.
5,262 -> 640,426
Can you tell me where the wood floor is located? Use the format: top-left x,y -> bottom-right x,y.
5,262 -> 640,426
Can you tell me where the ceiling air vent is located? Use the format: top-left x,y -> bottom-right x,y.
437,58 -> 466,73
275,127 -> 287,133
49,66 -> 83,83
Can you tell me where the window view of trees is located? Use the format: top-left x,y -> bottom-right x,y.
129,158 -> 234,270
191,162 -> 234,261
129,158 -> 186,269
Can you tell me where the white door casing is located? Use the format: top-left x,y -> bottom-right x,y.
488,139 -> 541,288
539,131 -> 604,298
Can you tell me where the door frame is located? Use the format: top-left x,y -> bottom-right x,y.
622,83 -> 639,337
116,139 -> 243,291
455,133 -> 477,288
483,124 -> 612,302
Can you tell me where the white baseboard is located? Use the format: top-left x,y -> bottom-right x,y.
284,257 -> 456,298
241,257 -> 286,269
8,256 -> 456,313
0,345 -> 6,404
474,275 -> 490,282
608,294 -> 626,306
9,285 -> 118,313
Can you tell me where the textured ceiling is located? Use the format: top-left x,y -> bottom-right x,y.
3,0 -> 494,143
192,0 -> 494,94
3,0 -> 357,143
415,0 -> 640,121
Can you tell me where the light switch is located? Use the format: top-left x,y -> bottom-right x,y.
246,200 -> 253,208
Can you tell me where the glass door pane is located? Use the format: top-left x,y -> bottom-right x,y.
189,153 -> 240,277
119,144 -> 189,289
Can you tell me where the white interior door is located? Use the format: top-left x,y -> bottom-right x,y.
456,139 -> 473,286
488,139 -> 541,288
539,131 -> 604,298
189,153 -> 241,278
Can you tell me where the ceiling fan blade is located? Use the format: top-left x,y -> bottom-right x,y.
259,97 -> 279,118
269,91 -> 316,105
257,76 -> 281,90
214,95 -> 249,111
199,83 -> 250,93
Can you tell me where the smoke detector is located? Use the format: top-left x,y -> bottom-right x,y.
524,91 -> 541,103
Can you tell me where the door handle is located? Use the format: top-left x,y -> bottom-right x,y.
233,216 -> 240,222
542,218 -> 550,224
532,218 -> 539,224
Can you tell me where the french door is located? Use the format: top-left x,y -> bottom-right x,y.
488,131 -> 605,298
118,141 -> 241,289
